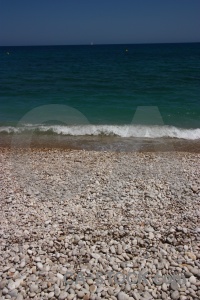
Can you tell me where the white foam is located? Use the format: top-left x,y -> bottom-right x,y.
0,124 -> 200,140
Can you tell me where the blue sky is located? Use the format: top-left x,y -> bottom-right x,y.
0,0 -> 200,46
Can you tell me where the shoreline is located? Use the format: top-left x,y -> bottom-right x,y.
0,134 -> 200,153
0,148 -> 200,299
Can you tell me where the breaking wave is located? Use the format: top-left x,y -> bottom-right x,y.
0,124 -> 200,140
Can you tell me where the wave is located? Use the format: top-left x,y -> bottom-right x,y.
0,124 -> 200,140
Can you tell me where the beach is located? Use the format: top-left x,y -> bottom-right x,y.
0,148 -> 199,299
0,42 -> 200,299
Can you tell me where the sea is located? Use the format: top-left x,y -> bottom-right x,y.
0,43 -> 200,151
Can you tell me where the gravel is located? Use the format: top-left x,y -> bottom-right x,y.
0,148 -> 199,299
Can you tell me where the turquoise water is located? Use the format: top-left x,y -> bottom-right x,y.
0,43 -> 200,140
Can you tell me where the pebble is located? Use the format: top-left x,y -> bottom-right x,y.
170,281 -> 179,291
186,252 -> 196,260
189,275 -> 196,284
132,291 -> 141,300
77,291 -> 85,298
54,285 -> 60,297
29,283 -> 39,293
162,283 -> 168,291
191,185 -> 198,193
7,280 -> 15,290
68,294 -> 75,300
59,291 -> 69,300
48,291 -> 54,298
118,291 -> 130,300
0,280 -> 7,290
57,273 -> 64,280
8,289 -> 18,297
149,232 -> 154,239
89,285 -> 97,293
171,290 -> 180,300
36,262 -> 43,270
188,267 -> 199,276
117,244 -> 123,255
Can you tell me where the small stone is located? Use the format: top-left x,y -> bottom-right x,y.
170,281 -> 179,291
195,227 -> 200,233
108,287 -> 114,295
117,244 -> 123,255
191,186 -> 198,193
54,285 -> 60,297
76,284 -> 82,290
132,239 -> 137,246
9,267 -> 16,273
86,278 -> 93,285
8,289 -> 18,297
83,295 -> 90,300
142,291 -> 152,300
16,294 -> 24,300
125,283 -> 131,292
57,273 -> 64,280
7,280 -> 15,290
162,283 -> 168,291
89,285 -> 97,293
110,246 -> 116,253
20,260 -> 26,268
74,234 -> 80,242
68,294 -> 75,300
59,291 -> 68,300
160,249 -> 168,256
0,280 -> 7,290
2,287 -> 8,295
186,252 -> 196,260
145,226 -> 154,232
77,291 -> 85,298
101,248 -> 107,253
37,262 -> 43,270
29,283 -> 39,293
48,291 -> 54,298
189,275 -> 196,284
132,291 -> 141,300
152,291 -> 157,298
118,291 -> 129,300
49,240 -> 54,247
191,284 -> 197,290
196,290 -> 200,297
91,253 -> 100,260
15,278 -> 23,289
171,290 -> 180,299
188,267 -> 199,276
14,255 -> 20,263
149,232 -> 154,239
41,282 -> 48,290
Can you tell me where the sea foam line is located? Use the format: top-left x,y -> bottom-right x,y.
0,125 -> 200,140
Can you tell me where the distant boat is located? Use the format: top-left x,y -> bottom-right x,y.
90,42 -> 94,46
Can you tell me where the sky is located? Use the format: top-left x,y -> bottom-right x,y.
0,0 -> 200,46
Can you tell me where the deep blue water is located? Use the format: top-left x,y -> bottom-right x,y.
0,43 -> 200,139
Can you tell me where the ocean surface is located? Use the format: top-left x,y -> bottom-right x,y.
0,43 -> 200,150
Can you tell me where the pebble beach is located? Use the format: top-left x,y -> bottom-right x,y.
0,148 -> 200,300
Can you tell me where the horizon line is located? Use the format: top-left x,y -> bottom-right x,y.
0,41 -> 200,47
